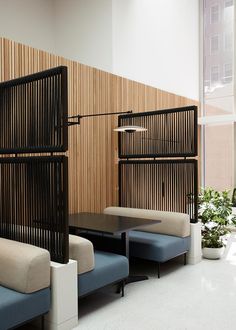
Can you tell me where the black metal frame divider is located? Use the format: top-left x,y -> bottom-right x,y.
118,105 -> 198,223
0,66 -> 69,263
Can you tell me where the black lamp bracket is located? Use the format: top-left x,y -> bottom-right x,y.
67,110 -> 132,126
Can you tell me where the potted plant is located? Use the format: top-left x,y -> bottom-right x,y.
198,188 -> 236,259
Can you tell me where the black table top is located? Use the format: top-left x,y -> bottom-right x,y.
69,212 -> 161,235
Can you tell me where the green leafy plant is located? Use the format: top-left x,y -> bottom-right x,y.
198,188 -> 236,248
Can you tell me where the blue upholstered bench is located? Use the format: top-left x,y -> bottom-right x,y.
103,207 -> 191,278
0,238 -> 51,330
69,235 -> 129,298
78,251 -> 129,297
129,231 -> 190,275
0,286 -> 50,330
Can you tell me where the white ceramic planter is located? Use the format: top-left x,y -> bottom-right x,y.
202,247 -> 225,260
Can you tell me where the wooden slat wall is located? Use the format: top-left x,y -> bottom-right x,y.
0,38 -> 198,214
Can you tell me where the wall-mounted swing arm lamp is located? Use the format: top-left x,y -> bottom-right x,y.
67,110 -> 147,133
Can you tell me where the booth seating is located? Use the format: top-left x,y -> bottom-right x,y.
0,238 -> 51,330
69,235 -> 129,297
103,207 -> 191,278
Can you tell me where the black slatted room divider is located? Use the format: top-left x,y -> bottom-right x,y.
119,159 -> 198,222
118,106 -> 198,223
118,106 -> 198,158
0,156 -> 68,263
0,67 -> 69,263
0,66 -> 68,154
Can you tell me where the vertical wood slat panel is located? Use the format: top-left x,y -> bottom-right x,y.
0,37 -> 199,214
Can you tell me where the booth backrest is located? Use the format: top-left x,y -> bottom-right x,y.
0,238 -> 50,293
104,207 -> 190,238
0,228 -> 95,275
69,235 -> 95,274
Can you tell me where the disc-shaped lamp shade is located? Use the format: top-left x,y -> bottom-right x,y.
113,125 -> 147,133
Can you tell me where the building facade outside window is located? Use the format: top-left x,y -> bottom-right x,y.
202,0 -> 235,191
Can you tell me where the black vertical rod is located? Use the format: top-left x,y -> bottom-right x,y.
121,232 -> 129,259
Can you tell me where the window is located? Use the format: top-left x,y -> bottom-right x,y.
202,0 -> 235,191
224,62 -> 233,82
211,35 -> 219,53
225,0 -> 233,7
211,65 -> 219,84
211,4 -> 220,23
224,32 -> 233,50
204,123 -> 234,191
224,0 -> 234,20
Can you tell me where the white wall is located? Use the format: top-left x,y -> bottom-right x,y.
0,0 -> 55,54
0,0 -> 112,72
112,0 -> 199,100
0,0 -> 199,100
53,0 -> 113,72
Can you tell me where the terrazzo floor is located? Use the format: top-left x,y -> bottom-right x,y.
21,234 -> 236,330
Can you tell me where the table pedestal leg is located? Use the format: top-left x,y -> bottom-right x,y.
121,232 -> 129,258
121,231 -> 149,284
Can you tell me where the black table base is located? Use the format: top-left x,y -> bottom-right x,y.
126,275 -> 149,284
69,213 -> 161,286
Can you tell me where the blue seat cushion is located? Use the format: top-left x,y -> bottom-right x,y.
78,231 -> 190,263
78,250 -> 129,297
129,231 -> 191,262
0,286 -> 50,330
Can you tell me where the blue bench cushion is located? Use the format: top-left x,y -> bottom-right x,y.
129,231 -> 191,262
78,251 -> 129,297
0,286 -> 50,330
78,231 -> 190,263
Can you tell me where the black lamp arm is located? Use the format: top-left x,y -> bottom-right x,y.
67,110 -> 132,126
68,110 -> 132,119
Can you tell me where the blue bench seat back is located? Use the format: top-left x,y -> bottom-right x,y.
0,286 -> 50,330
129,231 -> 190,262
78,251 -> 129,297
